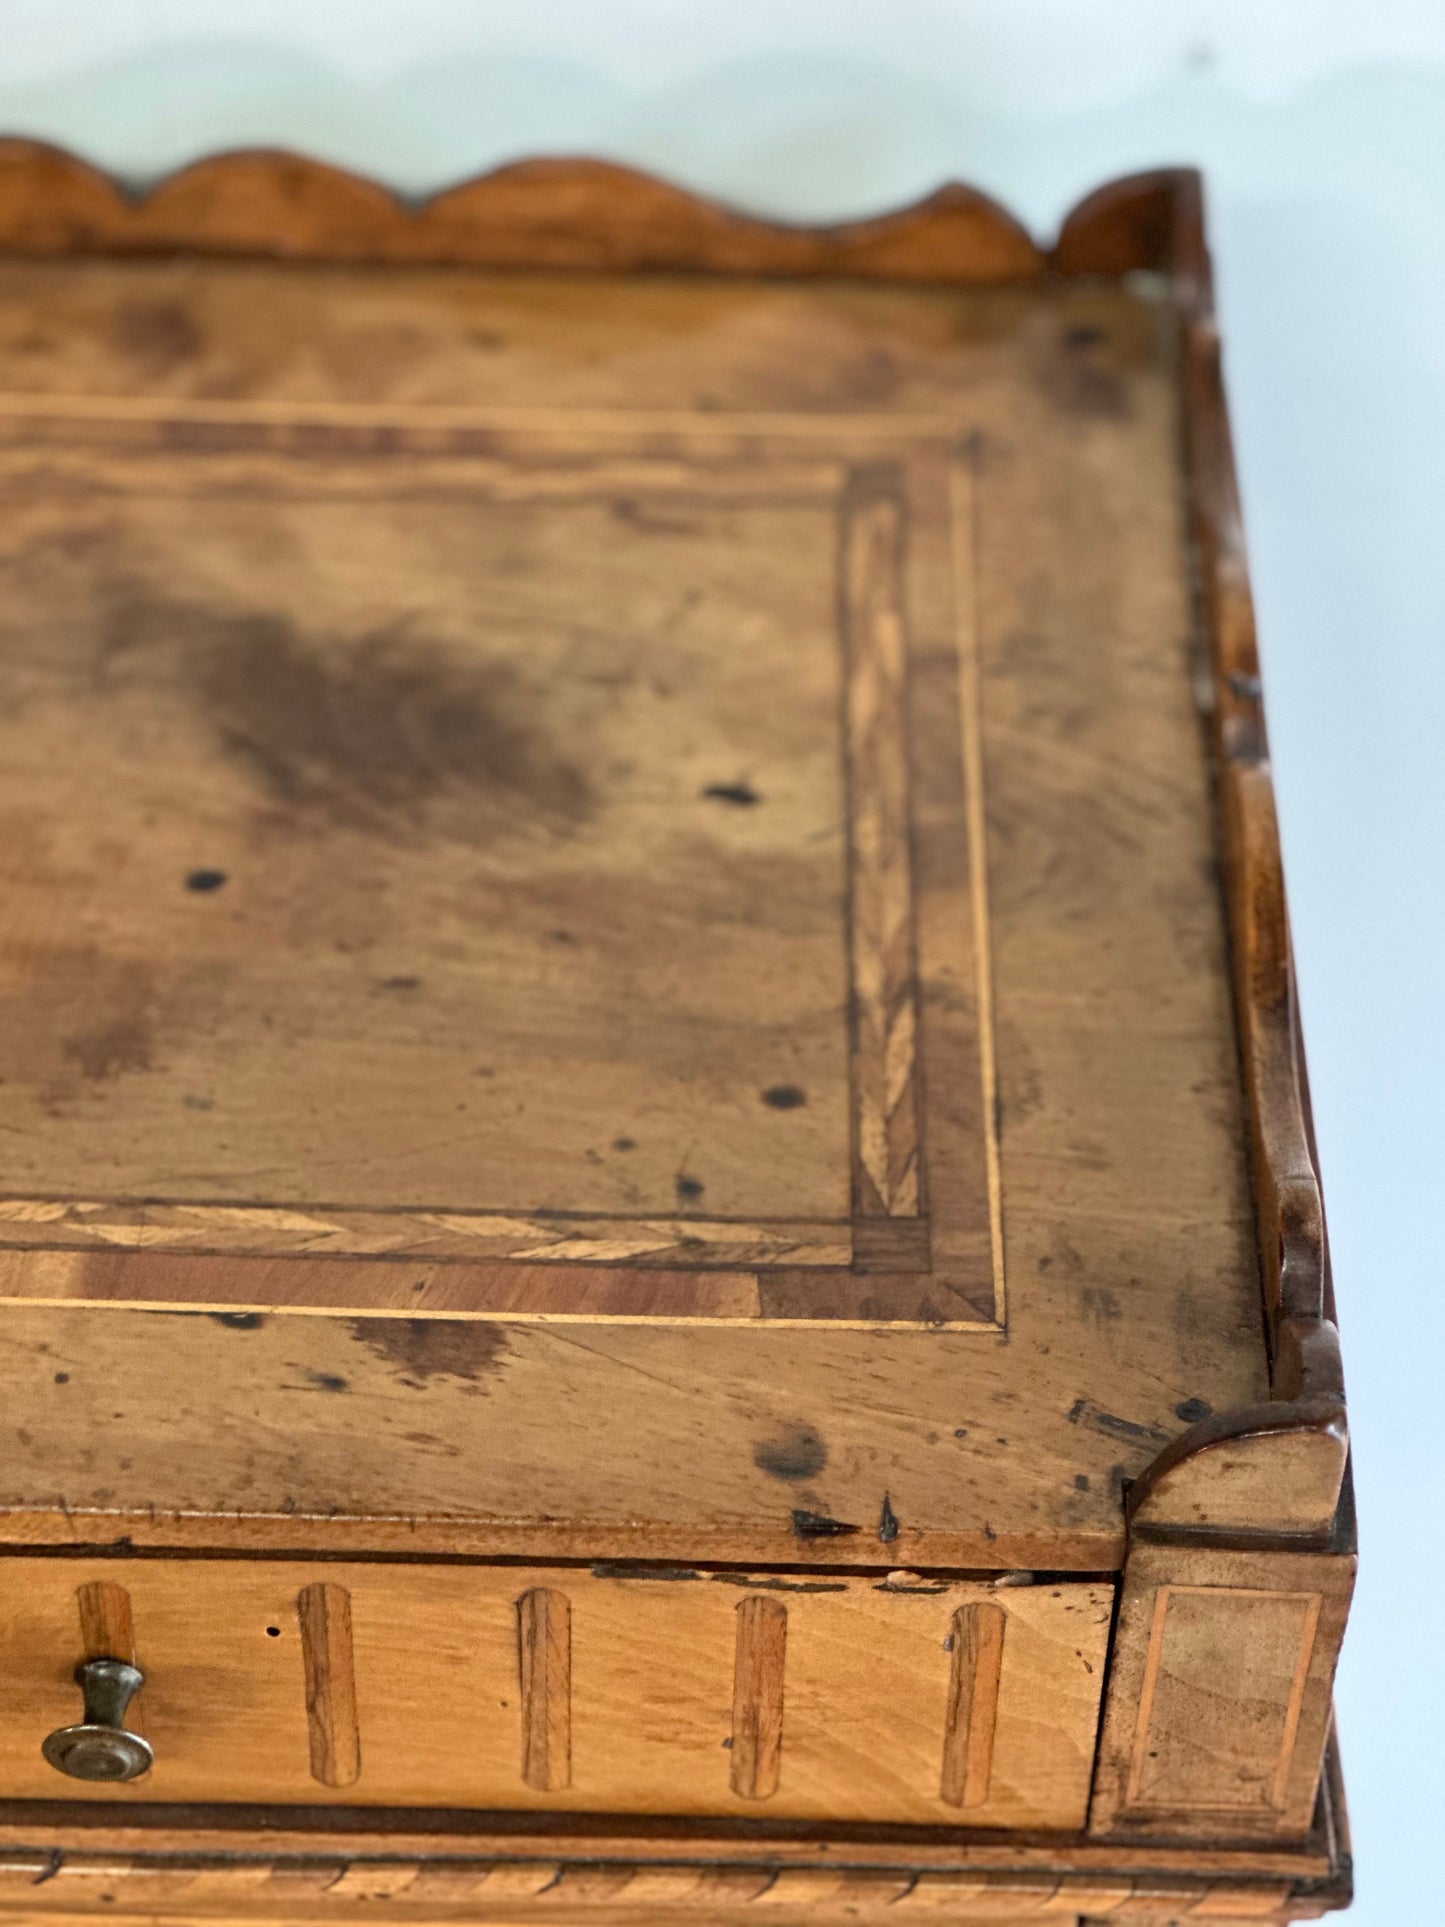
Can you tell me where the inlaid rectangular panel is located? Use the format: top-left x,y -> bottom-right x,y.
0,412 -> 1000,1328
1090,1543 -> 1355,1841
1127,1585 -> 1321,1812
0,255 -> 1270,1578
0,1557 -> 1111,1828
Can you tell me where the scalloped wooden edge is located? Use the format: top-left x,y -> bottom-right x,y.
0,143 -> 1344,1539
0,139 -> 1043,279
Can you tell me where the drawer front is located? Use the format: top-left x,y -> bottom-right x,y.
0,1559 -> 1112,1828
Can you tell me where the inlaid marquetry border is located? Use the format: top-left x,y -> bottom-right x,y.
839,467 -> 921,1224
0,150 -> 1349,1394
0,403 -> 1004,1330
1125,1584 -> 1322,1814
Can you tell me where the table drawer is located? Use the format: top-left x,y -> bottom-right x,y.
0,1559 -> 1111,1829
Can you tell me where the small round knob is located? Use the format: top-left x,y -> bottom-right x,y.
42,1658 -> 153,1783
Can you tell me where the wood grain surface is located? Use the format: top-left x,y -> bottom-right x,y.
0,1856 -> 1313,1926
0,152 -> 1353,1921
1074,173 -> 1354,1878
0,237 -> 1266,1567
0,1558 -> 1109,1830
1092,168 -> 1348,1535
1091,1545 -> 1353,1844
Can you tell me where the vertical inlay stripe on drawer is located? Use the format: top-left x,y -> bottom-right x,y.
77,1580 -> 137,1662
75,1580 -> 145,1734
730,1596 -> 787,1800
517,1587 -> 572,1792
297,1582 -> 361,1788
941,1599 -> 1005,1807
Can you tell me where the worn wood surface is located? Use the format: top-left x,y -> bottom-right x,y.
0,235 -> 1266,1568
1068,173 -> 1353,1887
1085,169 -> 1350,1543
0,1870 -> 1314,1926
0,152 -> 1352,1921
0,1558 -> 1108,1830
0,1743 -> 1350,1927
1090,1544 -> 1353,1844
0,1825 -> 1344,1880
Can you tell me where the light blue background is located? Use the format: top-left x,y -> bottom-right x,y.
1,6 -> 1439,1917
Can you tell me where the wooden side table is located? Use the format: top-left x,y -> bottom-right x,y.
0,146 -> 1352,1925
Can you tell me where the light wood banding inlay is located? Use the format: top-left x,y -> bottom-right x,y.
949,445 -> 1006,1320
1125,1584 -> 1323,1813
0,405 -> 1008,1330
841,467 -> 921,1221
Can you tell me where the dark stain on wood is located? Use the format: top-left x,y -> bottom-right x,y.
702,781 -> 760,806
590,1564 -> 701,1582
878,1493 -> 900,1543
346,1316 -> 508,1389
63,1014 -> 153,1082
761,1084 -> 807,1110
1081,1286 -> 1122,1327
1066,1397 -> 1170,1448
1039,324 -> 1130,419
108,297 -> 202,374
752,1424 -> 827,1483
100,592 -> 594,844
790,1509 -> 859,1539
711,1574 -> 848,1594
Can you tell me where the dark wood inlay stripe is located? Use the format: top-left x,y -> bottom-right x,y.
297,1581 -> 361,1788
517,1587 -> 572,1792
730,1595 -> 787,1799
941,1599 -> 1005,1806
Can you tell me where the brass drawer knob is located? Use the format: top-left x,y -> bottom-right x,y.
42,1658 -> 153,1782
